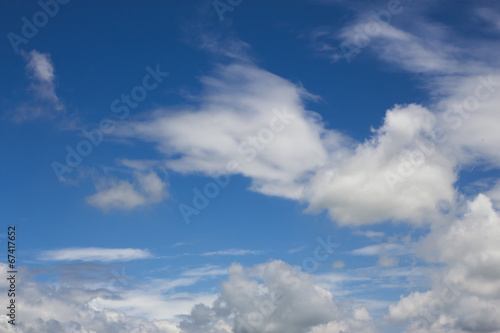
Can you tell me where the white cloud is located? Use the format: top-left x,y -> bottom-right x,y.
387,194 -> 500,332
181,265 -> 228,278
105,10 -> 499,231
24,49 -> 64,110
303,104 -> 457,225
351,243 -> 410,256
90,289 -> 218,322
434,73 -> 500,168
115,63 -> 346,200
38,247 -> 153,262
323,5 -> 500,174
0,264 -> 180,333
2,260 -> 376,332
308,306 -> 375,333
341,20 -> 463,74
11,50 -> 66,123
114,62 -> 460,226
179,260 -> 377,333
419,194 -> 500,298
86,171 -> 168,210
201,249 -> 263,256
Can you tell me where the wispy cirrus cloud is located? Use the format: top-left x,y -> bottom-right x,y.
288,244 -> 308,254
38,247 -> 153,262
351,243 -> 412,256
201,248 -> 263,256
181,265 -> 227,277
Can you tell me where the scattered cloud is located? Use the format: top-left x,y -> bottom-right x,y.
6,4 -> 500,333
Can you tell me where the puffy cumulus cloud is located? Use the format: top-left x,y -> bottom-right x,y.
116,63 -> 347,200
388,290 -> 500,333
303,104 -> 457,225
387,194 -> 500,332
86,171 -> 168,211
179,260 -> 377,333
420,194 -> 500,298
0,264 -> 180,333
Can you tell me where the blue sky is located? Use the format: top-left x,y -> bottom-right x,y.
1,1 -> 500,332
